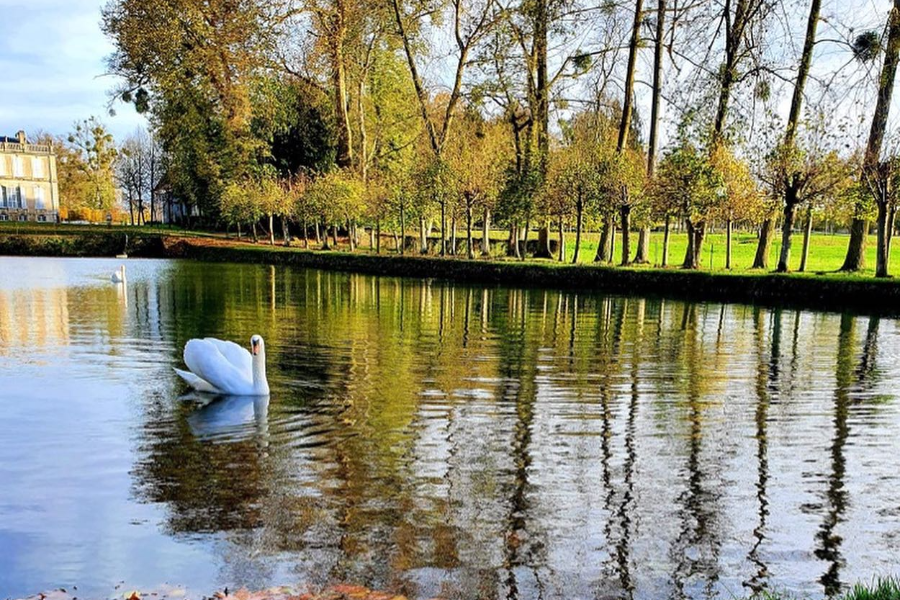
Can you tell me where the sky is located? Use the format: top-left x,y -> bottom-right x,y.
0,0 -> 145,142
0,0 -> 895,153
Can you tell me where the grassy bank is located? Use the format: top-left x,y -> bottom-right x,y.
756,578 -> 900,600
3,225 -> 900,315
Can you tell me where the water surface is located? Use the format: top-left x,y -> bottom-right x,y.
1,256 -> 900,600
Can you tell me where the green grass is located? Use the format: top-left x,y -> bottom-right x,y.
0,220 -> 217,239
543,229 -> 897,278
750,577 -> 900,600
3,221 -> 898,280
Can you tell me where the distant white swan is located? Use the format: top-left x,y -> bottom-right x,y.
174,335 -> 270,396
111,265 -> 126,283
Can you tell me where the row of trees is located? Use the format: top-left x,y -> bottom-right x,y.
99,0 -> 900,276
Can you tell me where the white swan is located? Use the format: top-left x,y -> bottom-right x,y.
111,265 -> 126,283
174,335 -> 270,396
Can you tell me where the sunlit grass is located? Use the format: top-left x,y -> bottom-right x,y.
748,578 -> 900,600
523,229 -> 898,278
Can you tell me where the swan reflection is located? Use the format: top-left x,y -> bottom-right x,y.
183,393 -> 270,443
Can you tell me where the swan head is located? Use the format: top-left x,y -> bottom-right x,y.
250,334 -> 265,356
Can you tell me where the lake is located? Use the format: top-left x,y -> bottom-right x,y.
1,256 -> 899,600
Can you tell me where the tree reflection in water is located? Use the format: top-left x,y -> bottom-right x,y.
16,261 -> 887,600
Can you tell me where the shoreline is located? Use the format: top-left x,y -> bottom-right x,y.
2,230 -> 900,315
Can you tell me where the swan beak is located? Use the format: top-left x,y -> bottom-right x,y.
251,341 -> 259,355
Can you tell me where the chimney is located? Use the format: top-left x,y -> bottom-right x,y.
16,130 -> 26,145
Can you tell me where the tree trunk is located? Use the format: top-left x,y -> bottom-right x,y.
451,214 -> 457,254
608,218 -> 616,264
647,0 -> 665,178
752,218 -> 774,269
682,219 -> 706,269
282,216 -> 290,247
694,222 -> 707,269
573,201 -> 583,264
876,202 -> 890,277
399,203 -> 406,255
845,0 -> 900,271
466,202 -> 474,259
842,219 -> 868,271
376,220 -> 381,254
633,226 -> 651,263
510,222 -> 520,258
521,219 -> 529,261
617,0 -> 644,153
725,218 -> 733,270
777,194 -> 797,272
251,222 -> 258,244
620,205 -> 631,266
481,208 -> 491,257
799,205 -> 813,272
303,218 -> 308,248
662,215 -> 671,267
419,217 -> 428,254
348,220 -> 356,251
440,197 -> 447,256
534,0 -> 549,176
332,224 -> 338,248
537,223 -> 552,257
682,219 -> 695,269
332,0 -> 353,169
557,216 -> 566,262
315,221 -> 321,245
268,213 -> 275,245
596,214 -> 614,262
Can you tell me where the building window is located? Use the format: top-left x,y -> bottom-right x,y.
0,213 -> 7,221
15,185 -> 24,208
32,157 -> 44,178
0,186 -> 6,208
18,213 -> 27,222
12,156 -> 23,177
37,214 -> 47,222
34,186 -> 44,209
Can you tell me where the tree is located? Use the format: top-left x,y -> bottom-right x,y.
656,144 -> 724,269
633,0 -> 667,265
545,143 -> 600,264
67,117 -> 118,214
753,0 -> 821,272
711,145 -> 761,270
220,179 -> 263,239
844,0 -> 900,276
103,0 -> 272,217
447,117 -> 510,259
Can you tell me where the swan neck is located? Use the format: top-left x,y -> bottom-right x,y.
252,349 -> 269,394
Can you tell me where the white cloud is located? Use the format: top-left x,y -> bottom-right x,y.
0,0 -> 146,140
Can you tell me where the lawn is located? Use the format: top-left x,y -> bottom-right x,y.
3,220 -> 898,279
542,229 -> 896,278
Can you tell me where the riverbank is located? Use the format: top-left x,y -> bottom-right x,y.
3,229 -> 900,315
13,578 -> 900,600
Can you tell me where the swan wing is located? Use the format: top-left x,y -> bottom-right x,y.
183,339 -> 252,395
174,367 -> 221,394
202,337 -> 252,380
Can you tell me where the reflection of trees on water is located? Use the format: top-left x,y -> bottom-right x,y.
744,308 -> 772,593
670,303 -> 724,600
815,314 -> 881,597
112,262 -> 900,600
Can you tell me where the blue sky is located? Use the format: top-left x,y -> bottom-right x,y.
0,0 -> 145,141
